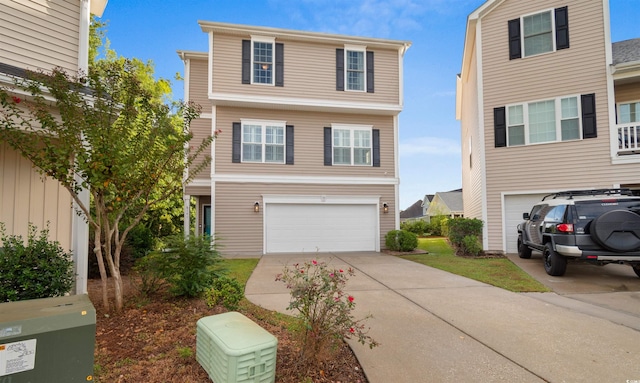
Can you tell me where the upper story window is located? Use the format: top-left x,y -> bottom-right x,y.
619,101 -> 640,123
242,37 -> 284,87
508,7 -> 569,60
505,96 -> 581,146
241,119 -> 285,163
252,38 -> 274,84
523,11 -> 553,56
495,93 -> 597,148
336,46 -> 374,93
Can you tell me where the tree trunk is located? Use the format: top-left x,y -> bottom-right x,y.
93,226 -> 110,311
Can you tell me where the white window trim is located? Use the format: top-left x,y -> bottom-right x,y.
520,8 -> 556,58
331,123 -> 373,166
617,99 -> 640,123
240,118 -> 286,164
344,44 -> 367,92
250,35 -> 276,86
506,94 -> 582,147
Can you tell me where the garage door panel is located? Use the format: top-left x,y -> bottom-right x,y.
265,204 -> 377,253
504,194 -> 548,254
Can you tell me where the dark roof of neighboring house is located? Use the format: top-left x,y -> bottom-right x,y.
400,199 -> 424,219
422,194 -> 434,205
613,38 -> 640,65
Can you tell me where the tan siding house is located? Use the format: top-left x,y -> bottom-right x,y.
458,0 -> 640,254
0,0 -> 107,294
179,22 -> 410,256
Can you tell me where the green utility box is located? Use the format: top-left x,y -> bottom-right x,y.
0,295 -> 96,382
196,312 -> 277,383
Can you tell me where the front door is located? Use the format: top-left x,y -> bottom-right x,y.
203,205 -> 211,236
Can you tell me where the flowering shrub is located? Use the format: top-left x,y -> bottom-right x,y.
276,259 -> 378,364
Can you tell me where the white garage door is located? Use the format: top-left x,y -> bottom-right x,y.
265,203 -> 378,253
503,194 -> 549,254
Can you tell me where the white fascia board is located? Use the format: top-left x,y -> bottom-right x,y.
208,92 -> 402,115
210,174 -> 398,185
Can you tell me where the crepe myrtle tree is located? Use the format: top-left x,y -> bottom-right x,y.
0,60 -> 213,311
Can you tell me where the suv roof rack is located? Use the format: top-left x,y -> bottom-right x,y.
542,188 -> 633,201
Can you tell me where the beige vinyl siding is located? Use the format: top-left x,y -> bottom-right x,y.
0,0 -> 80,73
0,143 -> 73,251
214,182 -> 394,255
480,0 -> 615,251
211,34 -> 400,104
210,106 -> 395,177
615,83 -> 640,104
460,44 -> 484,220
188,117 -> 212,181
187,58 -> 210,108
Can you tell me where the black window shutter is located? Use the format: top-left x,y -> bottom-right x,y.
336,49 -> 344,91
581,94 -> 597,139
286,125 -> 294,165
232,122 -> 242,162
494,107 -> 507,147
555,7 -> 570,50
242,40 -> 251,84
324,127 -> 332,165
372,129 -> 380,167
508,19 -> 522,60
366,51 -> 374,93
275,43 -> 284,87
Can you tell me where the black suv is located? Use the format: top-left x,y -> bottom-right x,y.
517,189 -> 640,277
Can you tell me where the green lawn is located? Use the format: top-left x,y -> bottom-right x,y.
400,237 -> 550,293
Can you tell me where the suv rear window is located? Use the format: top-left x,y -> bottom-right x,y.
574,199 -> 640,223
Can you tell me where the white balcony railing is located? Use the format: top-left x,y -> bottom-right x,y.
617,123 -> 640,155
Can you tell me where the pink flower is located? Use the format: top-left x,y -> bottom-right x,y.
312,260 -> 317,265
350,327 -> 355,333
339,269 -> 344,273
348,296 -> 354,303
11,96 -> 21,104
300,269 -> 304,274
329,273 -> 334,277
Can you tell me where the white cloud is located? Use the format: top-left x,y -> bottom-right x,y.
399,136 -> 461,156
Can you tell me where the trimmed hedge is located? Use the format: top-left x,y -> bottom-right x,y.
385,230 -> 418,252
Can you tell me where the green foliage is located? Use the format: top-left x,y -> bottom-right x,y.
385,230 -> 418,252
276,260 -> 378,364
426,215 -> 448,236
400,220 -> 428,236
0,224 -> 74,302
461,235 -> 483,257
440,217 -> 450,237
136,235 -> 220,298
204,276 -> 244,310
126,225 -> 155,260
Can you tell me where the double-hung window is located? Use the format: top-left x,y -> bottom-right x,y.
346,46 -> 365,91
523,10 -> 553,57
505,96 -> 581,146
241,120 -> 285,163
619,102 -> 640,123
336,45 -> 374,93
252,37 -> 274,85
332,125 -> 372,166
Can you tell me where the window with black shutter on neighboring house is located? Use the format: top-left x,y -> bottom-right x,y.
241,38 -> 284,86
324,125 -> 380,166
493,93 -> 596,147
508,6 -> 569,60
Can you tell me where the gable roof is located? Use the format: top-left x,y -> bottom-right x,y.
436,191 -> 464,213
400,199 -> 424,219
422,194 -> 434,206
613,38 -> 640,65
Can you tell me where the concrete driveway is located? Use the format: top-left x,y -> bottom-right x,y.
508,252 -> 640,331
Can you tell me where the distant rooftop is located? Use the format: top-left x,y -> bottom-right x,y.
613,38 -> 640,65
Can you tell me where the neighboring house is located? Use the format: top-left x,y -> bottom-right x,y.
421,194 -> 434,217
179,22 -> 411,255
425,190 -> 463,219
457,0 -> 640,254
400,199 -> 425,223
0,0 -> 107,293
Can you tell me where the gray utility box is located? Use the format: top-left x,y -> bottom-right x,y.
0,294 -> 96,383
196,312 -> 277,383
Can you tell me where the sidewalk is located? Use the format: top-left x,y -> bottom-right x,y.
245,252 -> 640,382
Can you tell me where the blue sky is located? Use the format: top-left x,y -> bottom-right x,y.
100,0 -> 638,209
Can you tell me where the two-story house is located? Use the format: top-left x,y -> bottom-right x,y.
457,0 -> 640,254
179,22 -> 410,255
0,0 -> 107,293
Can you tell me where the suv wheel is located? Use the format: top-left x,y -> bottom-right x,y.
543,243 -> 567,276
517,236 -> 532,259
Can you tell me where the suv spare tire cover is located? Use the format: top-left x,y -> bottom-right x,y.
591,210 -> 640,252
